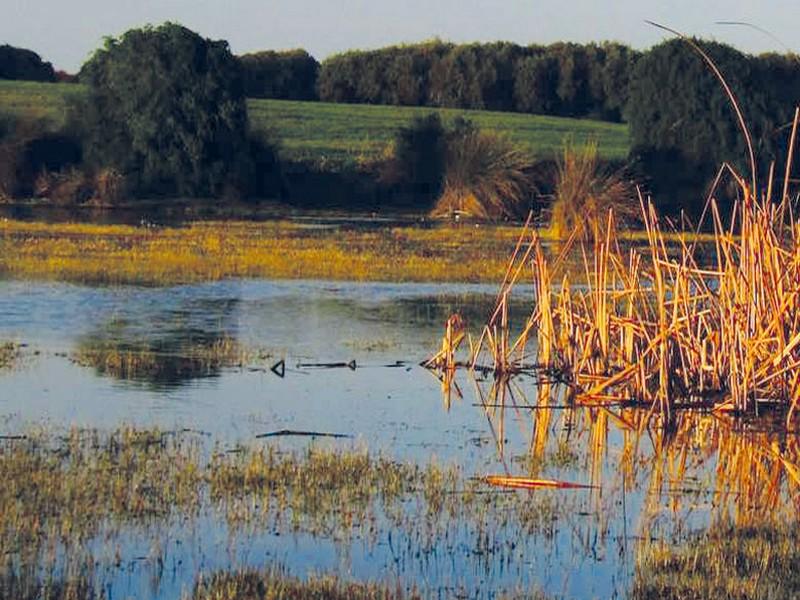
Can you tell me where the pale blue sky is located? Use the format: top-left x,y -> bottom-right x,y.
4,0 -> 799,72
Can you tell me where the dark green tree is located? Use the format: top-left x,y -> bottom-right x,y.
79,23 -> 251,197
625,39 -> 800,214
0,45 -> 55,81
428,44 -> 485,109
627,39 -> 754,211
239,49 -> 319,100
550,43 -> 591,117
599,43 -> 640,121
389,113 -> 447,201
513,50 -> 560,114
316,51 -> 360,102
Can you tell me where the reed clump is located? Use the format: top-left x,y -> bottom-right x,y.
548,139 -> 638,239
442,145 -> 800,421
431,127 -> 532,220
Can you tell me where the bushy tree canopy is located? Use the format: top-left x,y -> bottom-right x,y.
79,23 -> 251,197
317,41 -> 638,121
239,49 -> 319,100
627,39 -> 756,171
0,45 -> 55,81
627,39 -> 800,211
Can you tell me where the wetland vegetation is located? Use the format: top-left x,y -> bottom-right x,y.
0,426 -> 570,598
4,18 -> 800,600
0,341 -> 18,369
0,218 -> 716,286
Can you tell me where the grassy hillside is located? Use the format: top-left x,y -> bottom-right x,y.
0,80 -> 630,167
0,79 -> 85,129
247,98 -> 630,167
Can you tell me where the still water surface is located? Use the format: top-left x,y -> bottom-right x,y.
0,278 -> 743,598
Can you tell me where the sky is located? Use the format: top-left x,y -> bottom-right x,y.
4,0 -> 800,73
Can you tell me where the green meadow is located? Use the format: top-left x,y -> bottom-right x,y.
0,79 -> 630,168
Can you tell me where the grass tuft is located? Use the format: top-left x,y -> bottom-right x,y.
549,138 -> 637,239
431,127 -> 533,220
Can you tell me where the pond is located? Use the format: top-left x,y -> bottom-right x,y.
0,278 -> 795,599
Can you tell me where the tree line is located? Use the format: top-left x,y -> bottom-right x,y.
316,41 -> 638,121
3,28 -> 800,216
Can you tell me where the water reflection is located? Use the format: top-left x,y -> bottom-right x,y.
72,297 -> 250,389
445,368 -> 800,531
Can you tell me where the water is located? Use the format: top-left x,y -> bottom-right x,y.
0,278 -> 785,598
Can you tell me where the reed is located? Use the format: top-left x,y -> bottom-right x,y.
548,138 -> 638,239
430,132 -> 800,422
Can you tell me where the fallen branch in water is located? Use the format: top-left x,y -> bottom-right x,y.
296,360 -> 357,371
255,429 -> 352,439
484,475 -> 596,490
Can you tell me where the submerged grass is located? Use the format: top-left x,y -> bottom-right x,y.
192,568 -> 418,600
0,342 -> 18,370
0,571 -> 101,600
0,426 -> 569,594
191,568 -> 552,600
72,335 -> 264,382
0,428 -> 203,558
633,522 -> 800,599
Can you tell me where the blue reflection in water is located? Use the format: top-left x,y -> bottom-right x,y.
0,279 -> 680,599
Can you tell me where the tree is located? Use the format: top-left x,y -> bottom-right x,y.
627,39 -> 764,213
599,43 -> 639,122
239,49 -> 319,100
0,45 -> 55,81
513,51 -> 560,114
386,113 -> 447,202
428,45 -> 485,109
79,23 -> 251,197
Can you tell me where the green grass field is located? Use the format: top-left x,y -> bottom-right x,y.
248,97 -> 630,167
0,80 -> 630,167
